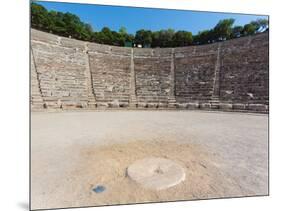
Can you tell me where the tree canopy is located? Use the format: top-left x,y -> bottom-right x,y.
135,30 -> 153,47
31,2 -> 269,48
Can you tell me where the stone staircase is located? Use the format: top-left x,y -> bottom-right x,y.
31,50 -> 44,110
88,52 -> 131,107
210,96 -> 220,109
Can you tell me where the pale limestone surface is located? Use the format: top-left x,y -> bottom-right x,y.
31,110 -> 268,210
127,157 -> 186,190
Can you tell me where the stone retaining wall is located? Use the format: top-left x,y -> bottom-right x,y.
31,29 -> 269,113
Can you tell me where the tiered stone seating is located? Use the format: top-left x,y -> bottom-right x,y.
219,33 -> 269,111
31,29 -> 269,113
174,44 -> 218,104
31,30 -> 90,109
87,44 -> 131,107
134,48 -> 172,107
31,50 -> 44,110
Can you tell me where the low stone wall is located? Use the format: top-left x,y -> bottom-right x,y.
31,29 -> 269,113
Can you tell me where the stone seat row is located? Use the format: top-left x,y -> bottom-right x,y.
33,99 -> 268,113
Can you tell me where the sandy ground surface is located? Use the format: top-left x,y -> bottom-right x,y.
31,110 -> 268,210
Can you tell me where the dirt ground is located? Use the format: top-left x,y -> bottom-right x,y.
31,110 -> 268,210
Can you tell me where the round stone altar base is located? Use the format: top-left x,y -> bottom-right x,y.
127,157 -> 186,190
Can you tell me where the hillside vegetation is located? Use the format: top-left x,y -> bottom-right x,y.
31,2 -> 268,47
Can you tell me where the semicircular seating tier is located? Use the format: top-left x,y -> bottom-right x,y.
31,29 -> 269,113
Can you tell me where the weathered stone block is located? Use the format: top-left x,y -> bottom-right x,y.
158,102 -> 168,108
200,103 -> 212,109
187,102 -> 200,109
137,103 -> 147,108
108,100 -> 120,108
97,102 -> 109,108
210,103 -> 220,109
219,103 -> 233,110
176,103 -> 188,109
233,103 -> 247,110
248,104 -> 267,112
147,103 -> 158,108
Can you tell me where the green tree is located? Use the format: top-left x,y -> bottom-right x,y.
231,26 -> 244,38
172,31 -> 193,47
98,27 -> 114,44
243,23 -> 256,35
157,29 -> 175,47
213,18 -> 235,40
117,27 -> 134,46
82,23 -> 94,41
31,2 -> 50,31
194,30 -> 213,44
62,12 -> 83,38
31,2 -> 94,40
47,11 -> 66,35
31,2 -> 269,47
119,27 -> 127,36
126,34 -> 134,43
151,31 -> 160,47
135,30 -> 153,47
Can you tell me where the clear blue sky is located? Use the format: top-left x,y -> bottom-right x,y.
35,1 -> 268,35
